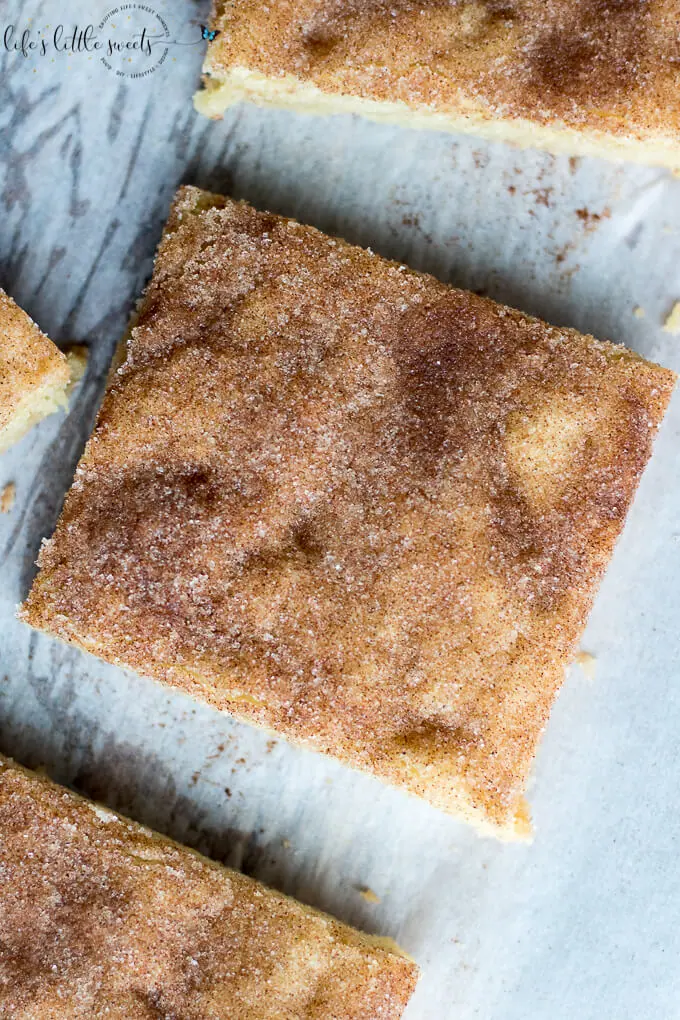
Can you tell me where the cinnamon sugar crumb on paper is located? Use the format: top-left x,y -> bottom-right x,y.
575,650 -> 597,680
65,345 -> 89,394
662,303 -> 680,335
358,886 -> 381,904
633,306 -> 645,319
0,482 -> 15,513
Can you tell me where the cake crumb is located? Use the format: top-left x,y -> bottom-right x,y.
575,650 -> 597,680
633,306 -> 645,319
281,838 -> 291,849
0,482 -> 15,513
662,303 -> 680,335
65,344 -> 89,394
357,886 -> 381,904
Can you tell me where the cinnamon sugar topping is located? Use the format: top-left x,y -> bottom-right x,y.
22,187 -> 676,837
0,757 -> 417,1017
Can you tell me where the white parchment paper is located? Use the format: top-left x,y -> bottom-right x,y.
1,2 -> 679,1017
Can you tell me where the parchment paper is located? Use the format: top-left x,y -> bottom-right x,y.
1,2 -> 679,1017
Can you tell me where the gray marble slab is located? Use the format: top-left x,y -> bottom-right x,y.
1,1 -> 679,1017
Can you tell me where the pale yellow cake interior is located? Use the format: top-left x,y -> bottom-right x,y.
195,67 -> 680,170
0,372 -> 69,454
0,288 -> 74,454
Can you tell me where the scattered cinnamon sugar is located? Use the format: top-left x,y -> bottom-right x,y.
533,187 -> 553,208
554,240 -> 577,270
575,207 -> 610,230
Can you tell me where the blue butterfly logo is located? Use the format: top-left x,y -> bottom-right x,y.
201,25 -> 220,41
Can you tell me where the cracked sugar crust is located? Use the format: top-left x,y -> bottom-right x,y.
0,287 -> 69,443
22,187 -> 676,836
201,0 -> 680,143
0,757 -> 418,1018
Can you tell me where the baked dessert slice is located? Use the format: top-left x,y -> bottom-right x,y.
0,287 -> 71,453
0,755 -> 418,1017
195,0 -> 680,168
22,187 -> 676,839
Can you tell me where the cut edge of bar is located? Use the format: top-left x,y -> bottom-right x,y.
194,65 -> 680,170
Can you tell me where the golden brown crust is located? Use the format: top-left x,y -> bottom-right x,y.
0,288 -> 70,450
0,756 -> 417,1018
200,0 -> 680,152
22,187 -> 676,836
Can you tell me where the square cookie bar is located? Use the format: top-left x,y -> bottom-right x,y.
195,1 -> 680,168
0,756 -> 417,1017
22,187 -> 675,838
0,287 -> 70,453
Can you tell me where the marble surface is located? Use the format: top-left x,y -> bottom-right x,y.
1,2 -> 680,1017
